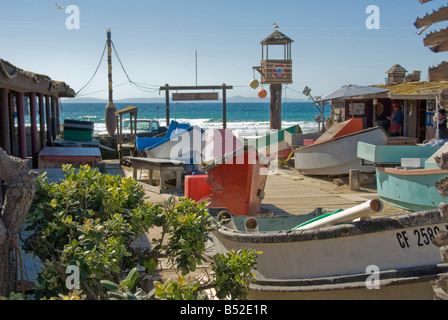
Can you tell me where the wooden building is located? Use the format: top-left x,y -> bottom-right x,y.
330,80 -> 448,144
0,58 -> 75,167
386,64 -> 408,85
253,30 -> 294,85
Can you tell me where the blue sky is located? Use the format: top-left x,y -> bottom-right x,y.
0,0 -> 446,100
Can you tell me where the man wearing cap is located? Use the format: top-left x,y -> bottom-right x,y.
387,102 -> 403,137
424,109 -> 448,147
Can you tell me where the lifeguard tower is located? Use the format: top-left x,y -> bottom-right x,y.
253,27 -> 294,130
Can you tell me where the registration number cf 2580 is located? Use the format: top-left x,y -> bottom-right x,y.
396,225 -> 446,249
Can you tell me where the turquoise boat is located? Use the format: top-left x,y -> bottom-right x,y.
357,142 -> 447,211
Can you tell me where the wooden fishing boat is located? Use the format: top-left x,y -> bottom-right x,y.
246,125 -> 302,159
294,126 -> 389,176
136,121 -> 191,155
143,124 -> 204,165
357,142 -> 445,211
208,200 -> 448,300
201,145 -> 270,216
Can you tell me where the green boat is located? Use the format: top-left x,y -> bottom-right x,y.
245,124 -> 302,159
357,142 -> 447,211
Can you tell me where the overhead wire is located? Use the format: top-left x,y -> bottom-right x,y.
75,38 -> 161,97
76,41 -> 107,96
111,40 -> 160,93
76,81 -> 130,97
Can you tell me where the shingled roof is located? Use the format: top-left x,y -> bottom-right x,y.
0,58 -> 75,97
260,30 -> 294,45
386,64 -> 408,74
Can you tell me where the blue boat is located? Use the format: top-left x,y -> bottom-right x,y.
136,120 -> 192,153
357,142 -> 447,211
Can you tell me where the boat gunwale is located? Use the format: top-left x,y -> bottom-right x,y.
249,263 -> 448,292
212,209 -> 446,244
376,166 -> 448,176
293,126 -> 388,153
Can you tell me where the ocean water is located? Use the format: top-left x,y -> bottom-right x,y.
57,102 -> 329,135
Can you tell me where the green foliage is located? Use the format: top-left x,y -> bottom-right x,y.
153,276 -> 208,300
212,249 -> 260,300
164,198 -> 218,276
100,267 -> 153,300
24,165 -> 153,299
50,290 -> 86,300
23,165 -> 260,300
0,292 -> 26,300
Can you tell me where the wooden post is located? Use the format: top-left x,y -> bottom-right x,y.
0,88 -> 11,155
29,92 -> 39,168
270,84 -> 282,130
51,96 -> 57,141
165,85 -> 170,126
349,169 -> 360,191
45,95 -> 52,146
223,85 -> 227,129
105,28 -> 117,137
403,100 -> 408,137
38,93 -> 46,149
16,92 -> 27,159
55,97 -> 60,136
8,93 -> 15,156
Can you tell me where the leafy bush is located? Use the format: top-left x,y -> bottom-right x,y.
164,197 -> 216,275
24,165 -> 153,299
23,165 -> 259,300
212,249 -> 260,300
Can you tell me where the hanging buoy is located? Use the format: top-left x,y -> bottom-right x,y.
258,88 -> 267,99
250,79 -> 259,89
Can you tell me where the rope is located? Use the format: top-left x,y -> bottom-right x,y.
279,149 -> 294,168
76,81 -> 130,97
271,149 -> 294,170
110,41 -> 161,93
111,41 -> 132,83
76,41 -> 107,96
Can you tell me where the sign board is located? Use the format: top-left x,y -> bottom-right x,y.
172,92 -> 219,101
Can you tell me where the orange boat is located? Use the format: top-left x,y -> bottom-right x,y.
312,118 -> 363,144
200,146 -> 269,216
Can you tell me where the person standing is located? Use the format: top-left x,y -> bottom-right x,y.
387,102 -> 403,137
424,109 -> 448,147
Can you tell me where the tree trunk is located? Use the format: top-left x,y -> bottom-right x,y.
0,147 -> 36,296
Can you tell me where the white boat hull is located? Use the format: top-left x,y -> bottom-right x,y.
249,264 -> 447,300
145,126 -> 204,164
294,127 -> 389,175
209,209 -> 448,300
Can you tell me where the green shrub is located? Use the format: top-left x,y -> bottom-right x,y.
24,165 -> 152,299
212,249 -> 260,300
23,165 -> 260,300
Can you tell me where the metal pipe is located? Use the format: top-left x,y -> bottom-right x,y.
245,217 -> 259,233
295,199 -> 384,230
217,210 -> 237,230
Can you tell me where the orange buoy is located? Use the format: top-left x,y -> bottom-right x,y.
258,88 -> 267,99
